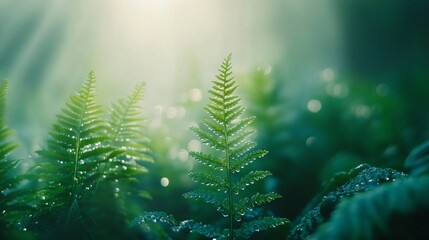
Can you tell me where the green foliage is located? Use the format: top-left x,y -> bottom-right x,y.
405,141 -> 429,176
138,54 -> 287,239
288,165 -> 407,240
27,72 -> 152,239
311,175 -> 429,240
0,80 -> 21,233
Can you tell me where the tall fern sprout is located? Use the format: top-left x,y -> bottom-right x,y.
137,55 -> 287,239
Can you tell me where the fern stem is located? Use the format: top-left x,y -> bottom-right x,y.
226,143 -> 234,240
222,73 -> 234,240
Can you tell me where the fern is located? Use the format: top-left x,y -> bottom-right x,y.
0,80 -> 22,232
311,175 -> 429,239
103,82 -> 153,184
137,54 -> 287,239
26,72 -> 154,239
87,82 -> 154,239
30,71 -> 111,237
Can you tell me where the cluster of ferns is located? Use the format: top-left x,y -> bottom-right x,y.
0,54 -> 287,240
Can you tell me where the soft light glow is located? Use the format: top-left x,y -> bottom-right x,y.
160,177 -> 170,187
353,104 -> 371,118
320,68 -> 335,82
307,99 -> 322,113
326,83 -> 348,98
188,139 -> 201,152
306,136 -> 316,146
189,88 -> 203,102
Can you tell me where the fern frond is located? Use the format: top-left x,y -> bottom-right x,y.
188,151 -> 225,170
185,54 -> 286,239
191,126 -> 226,150
188,172 -> 227,189
183,189 -> 224,206
176,220 -> 224,239
234,192 -> 282,216
136,55 -> 286,239
311,176 -> 429,240
235,216 -> 289,239
101,82 -> 153,184
234,171 -> 272,192
33,71 -> 110,233
231,149 -> 268,172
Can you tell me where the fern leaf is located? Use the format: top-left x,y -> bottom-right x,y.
227,116 -> 255,136
234,171 -> 272,192
176,220 -> 224,239
33,71 -> 110,232
183,189 -> 224,206
231,149 -> 268,173
136,55 -> 286,239
191,126 -> 226,150
188,151 -> 225,170
230,141 -> 257,160
101,82 -> 153,183
234,192 -> 282,216
185,54 -> 286,239
235,216 -> 289,239
188,172 -> 227,189
311,176 -> 429,240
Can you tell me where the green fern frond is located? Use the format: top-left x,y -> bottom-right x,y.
176,220 -> 224,239
188,172 -> 226,189
102,82 -> 153,182
183,189 -> 224,206
135,55 -> 286,239
186,54 -> 287,239
188,151 -> 226,170
311,176 -> 429,240
234,216 -> 288,239
234,171 -> 272,192
33,71 -> 111,234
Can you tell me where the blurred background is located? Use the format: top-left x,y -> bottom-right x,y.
1,0 -> 428,238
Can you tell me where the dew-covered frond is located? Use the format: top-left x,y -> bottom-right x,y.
231,150 -> 268,173
176,220 -> 224,239
202,119 -> 225,137
103,82 -> 153,184
188,151 -> 225,170
191,126 -> 226,151
188,172 -> 227,190
234,171 -> 272,193
183,189 -> 224,207
235,216 -> 289,239
227,116 -> 255,137
135,211 -> 178,227
225,106 -> 245,125
230,141 -> 257,160
185,55 -> 286,239
34,71 -> 109,228
234,192 -> 282,216
228,129 -> 256,148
